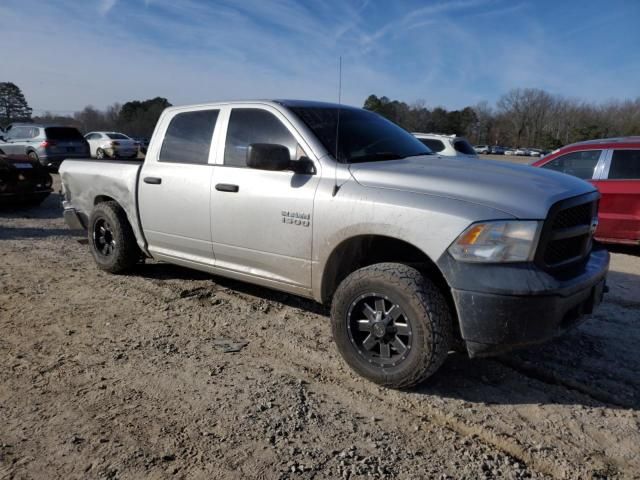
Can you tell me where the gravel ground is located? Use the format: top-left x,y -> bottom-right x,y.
1,175 -> 639,479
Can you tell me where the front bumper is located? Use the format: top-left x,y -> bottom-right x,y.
438,248 -> 609,357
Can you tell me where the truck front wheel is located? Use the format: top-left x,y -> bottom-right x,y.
88,201 -> 140,274
331,263 -> 452,389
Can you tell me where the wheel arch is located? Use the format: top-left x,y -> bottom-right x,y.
92,195 -> 149,257
320,233 -> 463,352
320,234 -> 450,304
94,194 -> 117,206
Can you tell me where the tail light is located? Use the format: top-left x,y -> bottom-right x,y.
111,141 -> 120,146
40,140 -> 57,148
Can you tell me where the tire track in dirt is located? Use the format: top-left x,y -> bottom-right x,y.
116,264 -> 639,478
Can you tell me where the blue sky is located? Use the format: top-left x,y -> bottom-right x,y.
1,0 -> 638,114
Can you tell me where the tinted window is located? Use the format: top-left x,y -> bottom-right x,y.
224,109 -> 298,168
159,110 -> 218,164
542,150 -> 601,180
290,106 -> 430,163
107,133 -> 129,140
419,139 -> 445,152
608,149 -> 640,180
454,139 -> 476,155
45,127 -> 84,141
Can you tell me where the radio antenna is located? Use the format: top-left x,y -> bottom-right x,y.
332,56 -> 342,197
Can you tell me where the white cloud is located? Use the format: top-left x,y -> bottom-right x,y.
1,0 -> 637,114
98,0 -> 117,15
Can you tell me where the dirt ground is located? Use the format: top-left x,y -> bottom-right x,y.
1,174 -> 639,480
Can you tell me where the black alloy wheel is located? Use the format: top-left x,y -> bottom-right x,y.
347,293 -> 413,367
93,217 -> 116,257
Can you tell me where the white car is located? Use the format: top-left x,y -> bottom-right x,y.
504,148 -> 517,156
527,148 -> 543,157
474,144 -> 491,154
84,131 -> 139,159
412,133 -> 478,158
514,148 -> 529,156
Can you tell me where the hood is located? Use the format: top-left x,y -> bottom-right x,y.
348,155 -> 596,219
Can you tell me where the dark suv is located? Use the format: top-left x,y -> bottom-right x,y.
0,124 -> 89,170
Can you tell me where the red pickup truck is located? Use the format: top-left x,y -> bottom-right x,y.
532,137 -> 640,246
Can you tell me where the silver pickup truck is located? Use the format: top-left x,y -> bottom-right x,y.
60,100 -> 609,388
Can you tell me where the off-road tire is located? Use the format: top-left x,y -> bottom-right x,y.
88,201 -> 139,274
331,263 -> 452,389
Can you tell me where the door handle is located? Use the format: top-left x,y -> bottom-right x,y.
215,183 -> 239,192
143,177 -> 162,185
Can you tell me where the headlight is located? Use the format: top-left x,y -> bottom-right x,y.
448,221 -> 542,263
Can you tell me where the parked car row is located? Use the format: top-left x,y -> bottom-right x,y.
474,145 -> 548,157
2,114 -> 637,247
0,124 -> 144,171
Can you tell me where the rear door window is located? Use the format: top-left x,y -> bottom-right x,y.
541,150 -> 602,180
419,139 -> 445,152
159,110 -> 219,165
607,150 -> 640,180
224,108 -> 298,168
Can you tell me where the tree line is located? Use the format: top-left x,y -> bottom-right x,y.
0,82 -> 170,139
364,90 -> 640,149
33,97 -> 172,139
2,81 -> 639,148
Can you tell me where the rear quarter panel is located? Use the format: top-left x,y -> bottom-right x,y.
59,159 -> 146,251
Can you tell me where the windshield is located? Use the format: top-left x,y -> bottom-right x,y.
106,133 -> 129,140
289,106 -> 431,163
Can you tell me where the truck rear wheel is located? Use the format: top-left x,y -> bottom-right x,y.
331,263 -> 452,389
88,201 -> 140,274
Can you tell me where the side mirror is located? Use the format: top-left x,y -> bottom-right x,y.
247,143 -> 291,171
